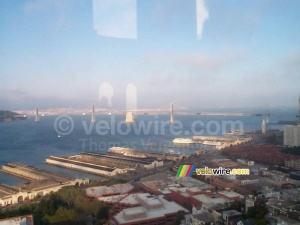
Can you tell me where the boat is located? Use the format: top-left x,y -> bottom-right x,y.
202,141 -> 222,146
123,153 -> 147,159
173,138 -> 195,144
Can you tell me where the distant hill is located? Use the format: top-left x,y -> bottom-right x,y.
0,110 -> 28,122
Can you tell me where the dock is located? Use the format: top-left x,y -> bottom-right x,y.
0,163 -> 88,207
45,152 -> 164,177
108,147 -> 188,161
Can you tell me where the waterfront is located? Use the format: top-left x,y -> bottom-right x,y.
0,114 -> 294,185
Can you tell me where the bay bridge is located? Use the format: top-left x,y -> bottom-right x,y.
29,102 -> 299,119
86,102 -> 299,125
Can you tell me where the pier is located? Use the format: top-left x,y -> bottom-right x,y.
0,163 -> 88,207
192,136 -> 253,150
45,152 -> 164,177
108,147 -> 189,161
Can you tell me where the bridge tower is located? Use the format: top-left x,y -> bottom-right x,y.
264,111 -> 269,124
126,112 -> 135,123
35,108 -> 39,122
91,105 -> 95,123
262,119 -> 266,134
170,102 -> 174,124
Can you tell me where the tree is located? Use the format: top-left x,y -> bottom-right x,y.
74,195 -> 106,217
246,207 -> 256,218
96,205 -> 109,220
44,207 -> 82,225
256,219 -> 268,225
174,210 -> 186,225
229,202 -> 243,211
56,186 -> 83,208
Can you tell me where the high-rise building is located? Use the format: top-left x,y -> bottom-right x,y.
284,125 -> 300,146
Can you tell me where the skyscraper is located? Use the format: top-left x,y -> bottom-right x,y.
284,125 -> 300,146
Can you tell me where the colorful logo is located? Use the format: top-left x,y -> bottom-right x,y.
176,165 -> 196,177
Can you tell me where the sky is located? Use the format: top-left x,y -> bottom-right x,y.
0,0 -> 300,111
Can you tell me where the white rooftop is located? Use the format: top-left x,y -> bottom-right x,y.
141,176 -> 213,194
192,194 -> 228,205
218,191 -> 244,199
114,194 -> 188,224
86,183 -> 134,197
98,194 -> 128,203
222,210 -> 242,216
0,215 -> 33,225
119,193 -> 146,205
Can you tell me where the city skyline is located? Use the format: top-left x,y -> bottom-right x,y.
0,0 -> 300,110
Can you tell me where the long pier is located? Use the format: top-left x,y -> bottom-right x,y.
45,152 -> 165,177
108,147 -> 188,161
0,163 -> 88,207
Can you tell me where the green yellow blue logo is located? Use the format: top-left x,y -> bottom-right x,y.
176,165 -> 196,177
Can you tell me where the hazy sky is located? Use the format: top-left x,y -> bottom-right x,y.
0,0 -> 299,110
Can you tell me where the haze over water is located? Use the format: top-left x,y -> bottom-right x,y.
0,113 -> 296,185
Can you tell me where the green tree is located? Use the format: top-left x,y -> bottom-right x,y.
44,207 -> 81,225
256,219 -> 268,225
174,210 -> 186,225
56,186 -> 83,208
246,207 -> 256,218
96,219 -> 108,225
96,205 -> 109,220
229,202 -> 242,211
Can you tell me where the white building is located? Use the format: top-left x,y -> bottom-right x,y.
0,215 -> 33,225
0,178 -> 88,207
111,193 -> 188,225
